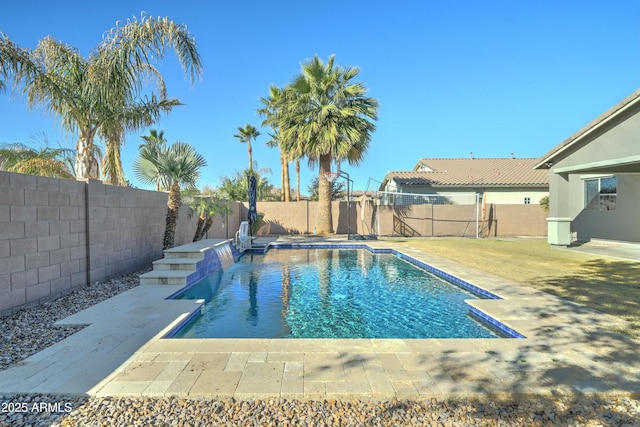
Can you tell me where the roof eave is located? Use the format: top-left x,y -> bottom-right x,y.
534,89 -> 640,169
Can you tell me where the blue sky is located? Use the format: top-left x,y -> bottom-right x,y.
1,0 -> 638,192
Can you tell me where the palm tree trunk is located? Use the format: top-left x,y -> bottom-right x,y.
283,152 -> 291,202
280,150 -> 285,201
316,154 -> 334,234
296,159 -> 301,202
103,138 -> 127,186
192,214 -> 206,242
163,181 -> 181,250
199,216 -> 214,240
248,141 -> 253,172
74,132 -> 99,180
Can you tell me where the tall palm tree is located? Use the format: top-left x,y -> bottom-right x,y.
133,141 -> 206,250
264,131 -> 285,201
280,55 -> 378,234
264,129 -> 292,201
258,85 -> 297,202
1,14 -> 202,183
233,124 -> 260,172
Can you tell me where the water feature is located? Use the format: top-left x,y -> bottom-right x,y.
214,244 -> 235,269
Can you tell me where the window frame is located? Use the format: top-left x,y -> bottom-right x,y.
582,175 -> 617,211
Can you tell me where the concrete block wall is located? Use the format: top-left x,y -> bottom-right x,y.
1,172 -> 89,314
489,204 -> 548,237
245,201 -> 352,235
0,171 -> 204,316
85,180 -> 170,284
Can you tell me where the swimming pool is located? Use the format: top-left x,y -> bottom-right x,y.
169,248 -> 502,339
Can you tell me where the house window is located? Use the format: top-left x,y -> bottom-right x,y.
524,197 -> 531,204
584,176 -> 616,210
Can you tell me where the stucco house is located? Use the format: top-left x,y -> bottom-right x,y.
380,157 -> 549,205
535,89 -> 640,245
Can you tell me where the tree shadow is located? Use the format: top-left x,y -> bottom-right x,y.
259,219 -> 301,235
528,258 -> 640,336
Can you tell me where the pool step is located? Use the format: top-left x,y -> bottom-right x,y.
163,251 -> 205,260
152,257 -> 200,271
139,270 -> 193,286
140,239 -> 233,287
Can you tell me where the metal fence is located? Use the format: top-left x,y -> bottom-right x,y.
375,191 -> 482,238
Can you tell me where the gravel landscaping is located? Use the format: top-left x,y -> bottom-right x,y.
1,394 -> 638,426
1,269 -> 639,426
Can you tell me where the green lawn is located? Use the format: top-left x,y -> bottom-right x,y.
384,238 -> 640,339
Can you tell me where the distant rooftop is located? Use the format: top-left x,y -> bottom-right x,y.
382,157 -> 549,188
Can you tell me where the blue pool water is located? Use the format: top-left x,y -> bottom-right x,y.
171,249 -> 498,339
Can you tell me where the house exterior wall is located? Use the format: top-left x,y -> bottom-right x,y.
484,189 -> 548,205
547,107 -> 640,243
385,183 -> 548,205
570,174 -> 640,242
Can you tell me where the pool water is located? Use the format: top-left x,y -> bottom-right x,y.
171,249 -> 498,339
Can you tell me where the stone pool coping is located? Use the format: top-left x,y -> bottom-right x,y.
1,237 -> 638,400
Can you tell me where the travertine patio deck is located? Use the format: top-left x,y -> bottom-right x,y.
1,237 -> 638,400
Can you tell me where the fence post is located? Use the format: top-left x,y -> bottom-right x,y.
475,193 -> 479,239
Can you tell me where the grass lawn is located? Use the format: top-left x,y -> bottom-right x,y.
384,238 -> 640,339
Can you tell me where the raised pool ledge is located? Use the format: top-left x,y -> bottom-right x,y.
139,239 -> 240,289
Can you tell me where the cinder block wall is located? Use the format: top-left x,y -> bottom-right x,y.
246,201 -> 355,235
0,171 -> 205,315
489,204 -> 548,237
1,172 -> 90,314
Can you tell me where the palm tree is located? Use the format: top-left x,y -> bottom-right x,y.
1,14 -> 202,183
134,141 -> 206,250
139,129 -> 168,191
188,195 -> 232,241
280,55 -> 378,234
258,85 -> 293,202
264,129 -> 292,201
0,142 -> 75,179
233,124 -> 260,172
141,129 -> 167,148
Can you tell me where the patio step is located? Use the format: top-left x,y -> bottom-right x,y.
152,257 -> 200,271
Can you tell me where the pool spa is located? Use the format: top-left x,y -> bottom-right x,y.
167,244 -> 524,340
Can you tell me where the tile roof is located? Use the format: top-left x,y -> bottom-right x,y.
384,158 -> 549,187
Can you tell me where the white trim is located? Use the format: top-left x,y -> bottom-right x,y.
579,174 -> 614,180
553,155 -> 640,174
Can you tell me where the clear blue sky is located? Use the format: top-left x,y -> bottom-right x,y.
2,0 -> 639,192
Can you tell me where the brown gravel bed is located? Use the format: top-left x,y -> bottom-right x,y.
0,394 -> 638,426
